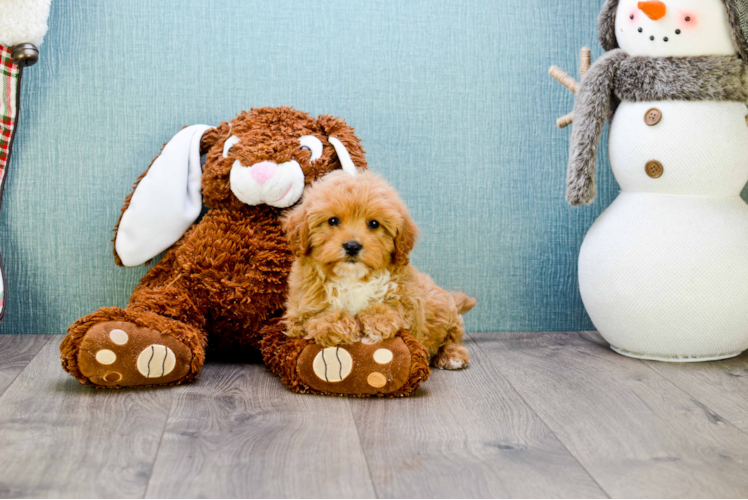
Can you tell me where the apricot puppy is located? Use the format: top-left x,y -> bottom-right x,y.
283,170 -> 476,369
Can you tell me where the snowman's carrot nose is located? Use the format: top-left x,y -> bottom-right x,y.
638,1 -> 667,20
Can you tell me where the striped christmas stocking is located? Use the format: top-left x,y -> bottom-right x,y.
0,45 -> 22,321
0,0 -> 50,325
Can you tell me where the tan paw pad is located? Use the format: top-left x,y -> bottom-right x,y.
367,372 -> 387,388
103,372 -> 122,383
109,329 -> 129,345
95,349 -> 117,365
312,347 -> 353,382
373,348 -> 393,364
136,345 -> 176,378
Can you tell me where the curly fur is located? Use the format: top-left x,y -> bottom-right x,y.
567,52 -> 748,206
61,107 -> 367,387
282,170 -> 476,369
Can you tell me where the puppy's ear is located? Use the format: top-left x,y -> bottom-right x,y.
199,121 -> 230,155
392,210 -> 419,266
284,202 -> 311,257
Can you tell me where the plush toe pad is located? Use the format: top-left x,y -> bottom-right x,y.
77,321 -> 192,387
297,338 -> 412,395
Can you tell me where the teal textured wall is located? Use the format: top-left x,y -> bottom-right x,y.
3,0 -> 744,334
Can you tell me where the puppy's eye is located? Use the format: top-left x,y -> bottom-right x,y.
223,135 -> 240,158
367,220 -> 380,230
328,217 -> 341,227
299,135 -> 323,162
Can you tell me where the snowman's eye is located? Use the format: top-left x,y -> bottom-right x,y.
223,135 -> 240,158
299,135 -> 323,162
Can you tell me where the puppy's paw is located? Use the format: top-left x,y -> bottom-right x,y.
432,344 -> 470,370
305,311 -> 361,347
358,306 -> 405,344
284,320 -> 306,339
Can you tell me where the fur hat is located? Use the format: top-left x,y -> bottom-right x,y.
0,0 -> 52,47
598,0 -> 748,60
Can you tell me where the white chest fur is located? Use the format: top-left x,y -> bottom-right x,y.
324,271 -> 396,315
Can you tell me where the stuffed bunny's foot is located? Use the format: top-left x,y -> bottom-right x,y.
61,310 -> 204,388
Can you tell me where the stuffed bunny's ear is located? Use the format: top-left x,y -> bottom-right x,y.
328,137 -> 359,176
115,124 -> 212,267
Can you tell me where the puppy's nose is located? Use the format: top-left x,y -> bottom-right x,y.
250,161 -> 277,185
343,241 -> 363,256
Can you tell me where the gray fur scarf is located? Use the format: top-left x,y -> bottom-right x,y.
567,51 -> 748,206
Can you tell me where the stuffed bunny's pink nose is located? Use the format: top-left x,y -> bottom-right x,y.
250,161 -> 277,185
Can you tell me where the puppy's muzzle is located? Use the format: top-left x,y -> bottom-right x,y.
343,240 -> 363,257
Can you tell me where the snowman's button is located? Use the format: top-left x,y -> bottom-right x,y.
645,160 -> 664,179
644,108 -> 662,126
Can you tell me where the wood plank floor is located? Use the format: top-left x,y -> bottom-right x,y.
0,333 -> 747,499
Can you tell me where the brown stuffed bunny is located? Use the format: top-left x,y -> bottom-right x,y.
60,106 -> 367,388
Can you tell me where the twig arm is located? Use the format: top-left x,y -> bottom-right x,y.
580,47 -> 591,78
548,66 -> 579,94
557,112 -> 574,129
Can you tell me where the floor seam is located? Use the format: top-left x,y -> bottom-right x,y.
638,358 -> 748,440
0,335 -> 54,402
466,331 -> 612,499
142,389 -> 178,499
347,399 -> 380,499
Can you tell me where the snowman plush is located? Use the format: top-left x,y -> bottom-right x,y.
562,0 -> 748,361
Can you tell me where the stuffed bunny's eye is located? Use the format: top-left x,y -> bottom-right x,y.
223,135 -> 240,158
299,135 -> 323,162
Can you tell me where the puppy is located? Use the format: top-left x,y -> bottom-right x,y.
282,170 -> 476,369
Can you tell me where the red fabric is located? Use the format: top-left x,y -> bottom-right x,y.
0,45 -> 20,179
0,44 -> 20,316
